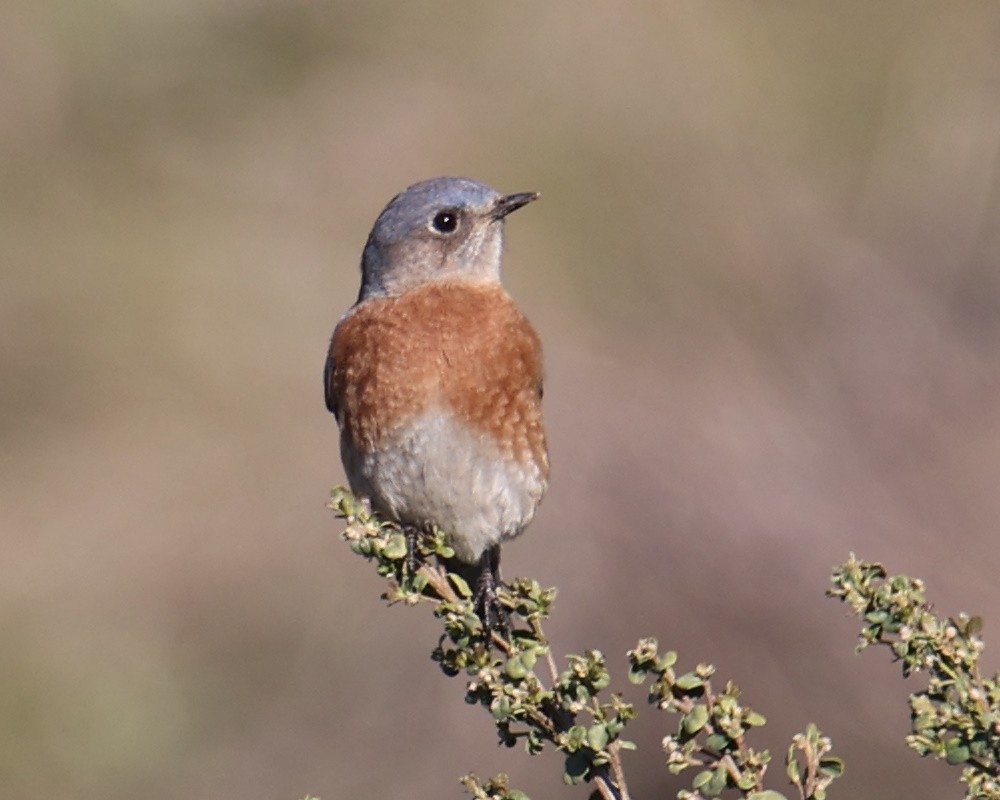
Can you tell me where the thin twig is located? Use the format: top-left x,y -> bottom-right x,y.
592,772 -> 621,800
607,742 -> 632,800
543,648 -> 559,685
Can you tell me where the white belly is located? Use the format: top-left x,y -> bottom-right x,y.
341,410 -> 546,564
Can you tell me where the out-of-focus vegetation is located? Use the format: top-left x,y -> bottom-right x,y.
2,3 -> 1000,798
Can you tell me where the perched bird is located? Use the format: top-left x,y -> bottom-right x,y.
324,177 -> 549,625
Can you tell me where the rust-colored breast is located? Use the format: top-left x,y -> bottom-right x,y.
327,282 -> 548,474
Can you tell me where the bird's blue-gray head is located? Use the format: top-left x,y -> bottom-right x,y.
357,177 -> 538,301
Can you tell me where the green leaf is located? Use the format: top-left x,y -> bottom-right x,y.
490,696 -> 512,720
505,656 -> 529,680
591,671 -> 611,690
656,651 -> 679,670
587,723 -> 609,752
683,704 -> 710,735
691,770 -> 713,790
627,665 -> 647,685
674,672 -> 705,691
382,533 -> 408,560
747,792 -> 788,800
705,766 -> 728,797
357,538 -> 378,556
448,572 -> 473,598
736,772 -> 757,791
786,751 -> 801,784
819,757 -> 844,777
565,725 -> 588,751
945,742 -> 970,765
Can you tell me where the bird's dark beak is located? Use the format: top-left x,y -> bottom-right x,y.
492,191 -> 539,220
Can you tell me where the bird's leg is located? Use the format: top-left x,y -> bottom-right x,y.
402,524 -> 421,576
474,545 -> 510,635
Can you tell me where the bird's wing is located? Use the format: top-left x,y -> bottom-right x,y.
323,350 -> 339,419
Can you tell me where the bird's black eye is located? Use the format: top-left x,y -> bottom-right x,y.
431,209 -> 459,234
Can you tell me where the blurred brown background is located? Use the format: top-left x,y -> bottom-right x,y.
3,2 -> 1000,798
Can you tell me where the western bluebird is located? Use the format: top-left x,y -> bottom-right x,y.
324,177 -> 549,626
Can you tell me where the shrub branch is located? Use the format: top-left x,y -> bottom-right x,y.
829,554 -> 1000,800
328,486 -> 841,800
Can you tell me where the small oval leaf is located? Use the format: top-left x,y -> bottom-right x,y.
448,572 -> 473,598
587,723 -> 610,752
819,757 -> 845,777
627,665 -> 647,685
692,770 -> 713,790
505,657 -> 529,680
656,651 -> 679,670
382,533 -> 408,560
683,704 -> 710,735
674,672 -> 705,691
945,743 -> 970,765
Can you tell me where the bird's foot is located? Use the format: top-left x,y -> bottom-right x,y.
474,571 -> 511,636
473,547 -> 511,636
402,524 -> 421,576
